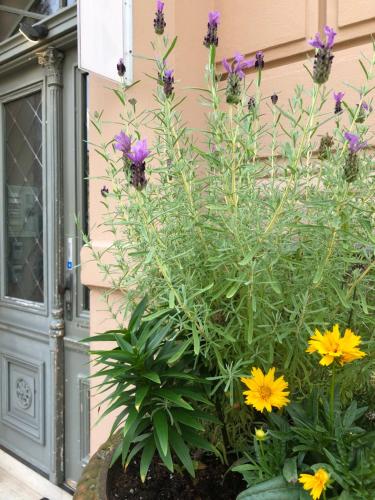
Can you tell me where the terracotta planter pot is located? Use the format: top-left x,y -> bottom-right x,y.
73,434 -> 120,500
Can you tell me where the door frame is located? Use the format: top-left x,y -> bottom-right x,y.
0,5 -> 78,486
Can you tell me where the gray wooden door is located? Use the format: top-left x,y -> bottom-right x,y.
0,44 -> 89,488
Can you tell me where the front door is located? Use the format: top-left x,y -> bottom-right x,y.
0,42 -> 89,487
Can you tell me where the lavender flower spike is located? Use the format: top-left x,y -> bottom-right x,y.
223,52 -> 255,104
344,132 -> 366,183
204,11 -> 220,48
309,25 -> 336,84
333,91 -> 344,103
117,58 -> 126,77
126,139 -> 150,190
355,101 -> 372,123
154,0 -> 166,35
223,52 -> 255,79
333,91 -> 344,114
344,132 -> 367,154
114,131 -> 132,155
255,51 -> 265,69
163,68 -> 175,98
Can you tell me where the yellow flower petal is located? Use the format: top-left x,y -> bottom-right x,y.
241,367 -> 290,413
307,325 -> 366,367
299,468 -> 329,500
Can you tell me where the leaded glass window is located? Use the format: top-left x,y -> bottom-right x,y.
4,91 -> 44,303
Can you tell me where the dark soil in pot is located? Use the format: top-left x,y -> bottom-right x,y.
107,454 -> 246,499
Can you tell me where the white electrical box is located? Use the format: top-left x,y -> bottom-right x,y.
78,0 -> 133,83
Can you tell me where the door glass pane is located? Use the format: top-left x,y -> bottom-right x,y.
4,91 -> 44,303
81,73 -> 90,311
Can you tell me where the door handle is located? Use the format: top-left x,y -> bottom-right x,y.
64,272 -> 73,321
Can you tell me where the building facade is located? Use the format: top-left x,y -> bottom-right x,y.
0,0 -> 373,492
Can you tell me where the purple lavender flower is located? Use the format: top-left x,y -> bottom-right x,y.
255,51 -> 265,69
309,25 -> 337,84
208,11 -> 220,25
309,33 -> 324,49
344,132 -> 367,153
163,68 -> 174,98
204,11 -> 220,48
154,0 -> 166,35
324,25 -> 337,49
117,58 -> 126,77
126,139 -> 150,190
127,139 -> 150,165
223,53 -> 255,104
333,91 -> 344,114
355,101 -> 372,123
343,132 -> 366,182
223,52 -> 255,79
114,131 -> 132,155
309,26 -> 337,50
248,96 -> 256,111
271,92 -> 278,105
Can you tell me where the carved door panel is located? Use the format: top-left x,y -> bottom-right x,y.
0,46 -> 89,487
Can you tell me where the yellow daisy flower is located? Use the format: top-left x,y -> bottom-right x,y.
299,468 -> 329,500
306,324 -> 366,366
241,367 -> 290,412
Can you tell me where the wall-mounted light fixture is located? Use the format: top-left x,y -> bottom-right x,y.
19,21 -> 49,43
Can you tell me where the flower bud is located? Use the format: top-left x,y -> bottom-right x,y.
117,58 -> 126,77
333,91 -> 344,114
255,428 -> 267,441
271,93 -> 278,105
101,186 -> 109,197
163,69 -> 174,98
318,134 -> 334,160
248,96 -> 256,111
154,0 -> 166,35
254,51 -> 264,69
204,11 -> 220,48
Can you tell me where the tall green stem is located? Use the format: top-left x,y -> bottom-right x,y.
330,366 -> 336,425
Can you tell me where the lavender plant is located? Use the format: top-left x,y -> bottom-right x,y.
88,4 -> 375,461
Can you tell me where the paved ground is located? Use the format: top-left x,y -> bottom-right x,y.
0,450 -> 72,500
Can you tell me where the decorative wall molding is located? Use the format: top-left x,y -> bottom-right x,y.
216,0 -> 319,67
327,0 -> 375,44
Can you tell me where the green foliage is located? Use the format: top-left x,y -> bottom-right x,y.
90,35 -> 375,411
236,476 -> 307,500
84,297 -> 218,481
235,386 -> 375,498
87,23 -> 375,490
